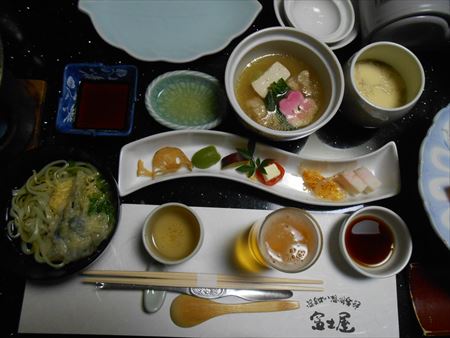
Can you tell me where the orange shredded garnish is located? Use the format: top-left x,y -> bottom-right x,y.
301,168 -> 346,201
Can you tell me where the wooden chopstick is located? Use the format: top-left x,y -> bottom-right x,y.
82,270 -> 323,285
81,276 -> 324,292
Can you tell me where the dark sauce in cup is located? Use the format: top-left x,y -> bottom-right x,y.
75,80 -> 130,130
345,215 -> 394,266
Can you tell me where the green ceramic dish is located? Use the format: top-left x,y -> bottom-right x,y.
145,70 -> 226,130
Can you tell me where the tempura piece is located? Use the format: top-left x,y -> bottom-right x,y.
301,168 -> 346,201
297,70 -> 314,96
151,147 -> 192,179
246,97 -> 267,120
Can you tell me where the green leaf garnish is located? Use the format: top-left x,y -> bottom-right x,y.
264,78 -> 292,126
260,159 -> 273,167
275,110 -> 296,131
237,148 -> 253,160
237,140 -> 256,160
234,141 -> 276,178
236,163 -> 256,178
268,78 -> 290,98
264,90 -> 277,112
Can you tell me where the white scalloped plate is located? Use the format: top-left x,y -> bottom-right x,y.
78,0 -> 261,63
118,130 -> 400,206
418,104 -> 450,249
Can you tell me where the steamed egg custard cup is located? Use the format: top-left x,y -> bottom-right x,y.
342,41 -> 425,128
339,206 -> 413,278
142,203 -> 204,265
225,27 -> 344,141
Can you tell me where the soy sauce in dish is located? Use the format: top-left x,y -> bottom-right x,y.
75,80 -> 130,130
345,215 -> 394,266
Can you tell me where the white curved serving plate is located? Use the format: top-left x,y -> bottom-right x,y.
78,0 -> 261,63
418,104 -> 450,249
119,130 -> 400,206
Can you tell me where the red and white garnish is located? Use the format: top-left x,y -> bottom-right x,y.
278,90 -> 318,128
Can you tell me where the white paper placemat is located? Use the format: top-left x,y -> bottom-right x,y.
19,204 -> 399,337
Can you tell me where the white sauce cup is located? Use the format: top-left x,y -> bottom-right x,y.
142,203 -> 204,265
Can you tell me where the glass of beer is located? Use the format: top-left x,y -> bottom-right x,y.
247,207 -> 323,273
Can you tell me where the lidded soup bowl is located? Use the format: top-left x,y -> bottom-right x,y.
225,27 -> 344,141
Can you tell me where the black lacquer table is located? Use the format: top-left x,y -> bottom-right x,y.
1,1 -> 449,337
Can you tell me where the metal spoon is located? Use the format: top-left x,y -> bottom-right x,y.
143,262 -> 166,313
98,283 -> 294,301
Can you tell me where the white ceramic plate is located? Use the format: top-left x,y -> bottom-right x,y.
273,0 -> 358,50
118,130 -> 400,206
78,0 -> 261,63
418,104 -> 450,249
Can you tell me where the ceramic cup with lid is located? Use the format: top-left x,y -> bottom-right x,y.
358,0 -> 450,48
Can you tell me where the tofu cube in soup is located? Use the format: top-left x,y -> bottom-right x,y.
251,62 -> 290,98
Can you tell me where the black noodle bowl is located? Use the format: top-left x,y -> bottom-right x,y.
0,145 -> 120,280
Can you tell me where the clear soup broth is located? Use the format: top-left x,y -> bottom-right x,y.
235,53 -> 325,131
146,206 -> 201,261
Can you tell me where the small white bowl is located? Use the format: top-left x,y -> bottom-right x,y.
145,70 -> 226,130
283,0 -> 355,44
339,206 -> 412,278
142,203 -> 204,265
224,27 -> 344,141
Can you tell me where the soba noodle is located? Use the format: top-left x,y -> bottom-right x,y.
7,160 -> 115,268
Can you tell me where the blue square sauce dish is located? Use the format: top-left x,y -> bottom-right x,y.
56,63 -> 138,136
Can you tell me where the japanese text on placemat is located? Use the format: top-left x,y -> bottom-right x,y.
306,295 -> 362,333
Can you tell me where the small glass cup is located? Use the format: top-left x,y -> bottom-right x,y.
245,207 -> 323,273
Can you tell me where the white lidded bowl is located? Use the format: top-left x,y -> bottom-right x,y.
283,0 -> 355,44
225,27 -> 344,141
339,206 -> 413,278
